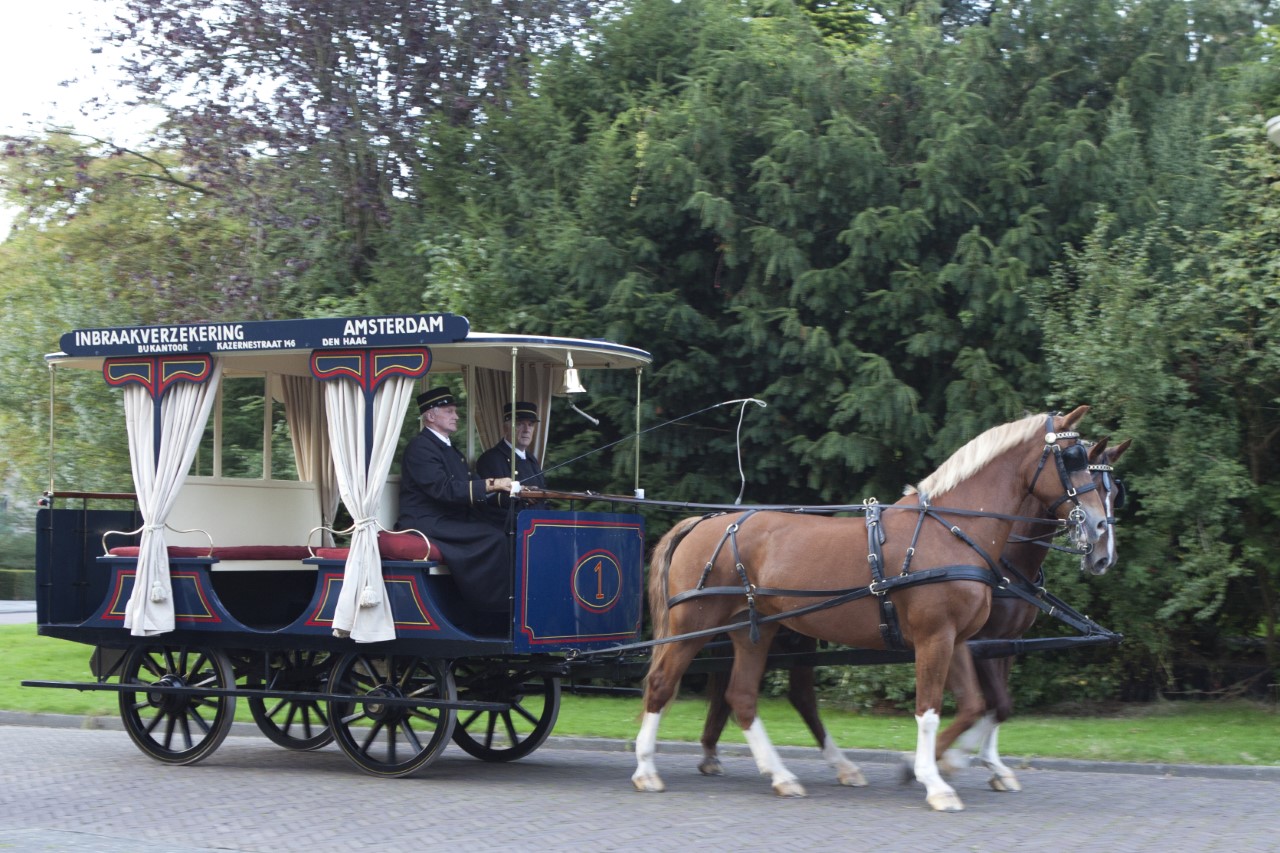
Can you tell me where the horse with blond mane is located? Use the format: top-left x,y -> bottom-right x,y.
631,407 -> 1112,811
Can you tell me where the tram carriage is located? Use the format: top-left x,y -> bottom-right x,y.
26,312 -> 1124,797
30,313 -> 652,776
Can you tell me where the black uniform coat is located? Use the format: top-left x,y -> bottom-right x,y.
474,440 -> 548,528
396,428 -> 510,612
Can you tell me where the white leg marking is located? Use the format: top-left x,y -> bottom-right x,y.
953,711 -> 992,755
743,718 -> 806,797
978,719 -> 1021,792
631,711 -> 666,792
941,711 -> 994,775
915,709 -> 964,812
821,733 -> 867,787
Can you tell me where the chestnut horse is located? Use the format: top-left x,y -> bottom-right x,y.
942,436 -> 1130,791
632,408 -> 1112,811
695,436 -> 1130,792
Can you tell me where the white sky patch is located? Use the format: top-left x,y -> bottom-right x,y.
0,0 -> 163,140
0,0 -> 164,236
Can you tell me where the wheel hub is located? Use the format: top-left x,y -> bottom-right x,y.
362,684 -> 405,723
149,673 -> 188,713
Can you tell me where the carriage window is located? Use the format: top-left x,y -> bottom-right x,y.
217,378 -> 264,477
192,377 -> 296,480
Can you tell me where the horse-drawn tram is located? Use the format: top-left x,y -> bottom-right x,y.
30,314 -> 652,775
27,312 -> 1126,811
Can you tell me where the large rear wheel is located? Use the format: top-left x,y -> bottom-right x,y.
118,644 -> 236,765
451,661 -> 560,762
327,653 -> 456,777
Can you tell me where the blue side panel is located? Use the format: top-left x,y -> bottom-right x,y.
37,507 -> 142,625
290,560 -> 478,641
513,510 -> 645,653
85,559 -> 254,632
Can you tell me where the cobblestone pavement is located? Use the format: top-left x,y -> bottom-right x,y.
1,723 -> 1277,853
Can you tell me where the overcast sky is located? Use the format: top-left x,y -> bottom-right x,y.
0,0 -> 158,141
0,1 -> 164,235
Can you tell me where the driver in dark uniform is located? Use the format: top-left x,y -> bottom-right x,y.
396,386 -> 515,613
475,401 -> 548,528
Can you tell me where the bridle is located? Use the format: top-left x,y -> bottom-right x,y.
1026,414 -> 1100,551
1004,445 -> 1127,564
1088,462 -> 1126,526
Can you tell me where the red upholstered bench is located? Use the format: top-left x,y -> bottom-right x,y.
107,531 -> 443,563
314,530 -> 444,563
107,545 -> 313,560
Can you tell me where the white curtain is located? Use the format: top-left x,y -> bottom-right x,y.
279,374 -> 339,546
325,373 -> 416,642
122,360 -> 224,636
465,363 -> 554,466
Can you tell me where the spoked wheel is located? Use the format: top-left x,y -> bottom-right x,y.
451,661 -> 561,762
247,649 -> 334,751
118,644 -> 236,765
327,653 -> 456,777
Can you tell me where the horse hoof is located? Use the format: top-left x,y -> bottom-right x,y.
837,767 -> 868,787
631,773 -> 666,793
926,791 -> 965,812
989,773 -> 1022,793
772,779 -> 807,798
698,757 -> 724,776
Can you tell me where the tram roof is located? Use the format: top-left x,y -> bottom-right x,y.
44,315 -> 652,376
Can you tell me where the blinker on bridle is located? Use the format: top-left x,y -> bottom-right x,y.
1028,414 -> 1100,533
1088,462 -> 1126,521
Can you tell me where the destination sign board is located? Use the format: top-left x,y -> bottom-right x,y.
59,314 -> 470,358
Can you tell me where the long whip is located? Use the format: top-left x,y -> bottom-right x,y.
541,397 -> 767,477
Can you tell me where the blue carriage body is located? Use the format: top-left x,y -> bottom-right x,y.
38,506 -> 644,655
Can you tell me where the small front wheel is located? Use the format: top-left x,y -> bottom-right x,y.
118,644 -> 236,765
327,653 -> 456,777
247,649 -> 334,751
451,662 -> 560,762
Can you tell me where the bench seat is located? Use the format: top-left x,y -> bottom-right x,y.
106,530 -> 444,563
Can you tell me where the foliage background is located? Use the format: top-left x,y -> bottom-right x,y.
2,0 -> 1278,706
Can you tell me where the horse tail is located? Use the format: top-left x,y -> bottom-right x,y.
638,515 -> 705,714
647,515 -> 702,643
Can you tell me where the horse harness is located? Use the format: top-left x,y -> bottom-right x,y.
666,418 -> 1101,652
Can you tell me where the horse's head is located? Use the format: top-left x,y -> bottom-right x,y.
1083,435 -> 1132,575
1026,406 -> 1113,574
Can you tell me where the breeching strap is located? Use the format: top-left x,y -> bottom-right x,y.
691,509 -> 763,642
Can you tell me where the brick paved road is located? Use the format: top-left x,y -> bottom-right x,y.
1,724 -> 1277,852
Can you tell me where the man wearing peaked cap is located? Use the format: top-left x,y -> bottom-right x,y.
396,386 -> 515,614
476,401 -> 548,527
416,386 -> 456,413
